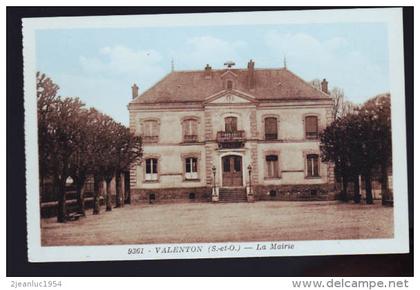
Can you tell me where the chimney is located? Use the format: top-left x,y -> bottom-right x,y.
321,78 -> 329,94
247,59 -> 255,90
131,83 -> 139,99
204,64 -> 212,79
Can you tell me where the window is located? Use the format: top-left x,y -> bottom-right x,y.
306,154 -> 320,177
264,117 -> 278,140
226,80 -> 233,90
185,157 -> 198,179
225,116 -> 238,132
305,116 -> 318,139
142,120 -> 159,143
266,155 -> 279,178
182,119 -> 198,142
145,158 -> 158,181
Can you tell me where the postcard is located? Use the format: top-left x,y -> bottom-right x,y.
23,8 -> 409,262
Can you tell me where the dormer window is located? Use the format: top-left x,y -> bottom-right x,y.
226,80 -> 233,90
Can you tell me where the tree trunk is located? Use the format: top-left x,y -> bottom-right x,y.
381,162 -> 390,205
353,175 -> 361,203
124,172 -> 131,204
364,171 -> 373,204
56,175 -> 67,223
105,177 -> 113,211
341,174 -> 348,202
75,175 -> 86,216
115,171 -> 122,208
93,175 -> 102,215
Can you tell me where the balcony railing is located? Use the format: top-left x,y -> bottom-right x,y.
142,135 -> 159,143
216,130 -> 245,148
183,134 -> 198,143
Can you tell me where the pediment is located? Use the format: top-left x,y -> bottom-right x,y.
205,90 -> 256,105
220,70 -> 238,79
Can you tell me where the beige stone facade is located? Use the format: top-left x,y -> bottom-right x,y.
128,61 -> 335,203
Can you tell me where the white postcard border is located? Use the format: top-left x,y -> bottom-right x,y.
23,8 -> 409,262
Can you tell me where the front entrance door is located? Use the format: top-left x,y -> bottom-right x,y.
222,155 -> 243,187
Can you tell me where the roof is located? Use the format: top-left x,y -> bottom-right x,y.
130,67 -> 331,105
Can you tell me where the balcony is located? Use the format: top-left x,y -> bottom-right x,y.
183,134 -> 198,143
216,130 -> 245,149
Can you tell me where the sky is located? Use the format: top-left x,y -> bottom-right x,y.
36,22 -> 389,125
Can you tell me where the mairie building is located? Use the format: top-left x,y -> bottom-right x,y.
128,60 -> 335,203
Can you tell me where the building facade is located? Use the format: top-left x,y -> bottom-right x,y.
128,61 -> 335,203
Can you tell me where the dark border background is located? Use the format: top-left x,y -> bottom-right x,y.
7,6 -> 414,277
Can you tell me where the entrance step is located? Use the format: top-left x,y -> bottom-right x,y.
219,188 -> 247,203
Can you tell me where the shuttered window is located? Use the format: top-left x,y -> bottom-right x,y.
306,154 -> 319,177
225,117 -> 237,132
183,119 -> 198,142
142,120 -> 159,143
305,116 -> 318,139
264,117 -> 278,140
266,155 -> 279,178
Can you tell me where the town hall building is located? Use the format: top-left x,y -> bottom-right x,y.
128,60 -> 335,203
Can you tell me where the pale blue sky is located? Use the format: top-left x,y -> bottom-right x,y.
36,23 -> 389,125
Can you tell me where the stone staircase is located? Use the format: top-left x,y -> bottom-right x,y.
219,187 -> 247,203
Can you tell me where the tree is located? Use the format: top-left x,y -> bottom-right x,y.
360,94 -> 392,204
310,79 -> 356,120
37,72 -> 60,196
113,124 -> 142,207
320,93 -> 392,205
37,78 -> 86,222
37,72 -> 143,221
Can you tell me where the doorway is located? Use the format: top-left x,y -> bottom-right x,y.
222,155 -> 243,187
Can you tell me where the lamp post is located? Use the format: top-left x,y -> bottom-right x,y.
247,164 -> 254,202
212,165 -> 216,188
247,164 -> 252,189
211,165 -> 218,202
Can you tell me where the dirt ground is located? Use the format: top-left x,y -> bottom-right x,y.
41,201 -> 394,246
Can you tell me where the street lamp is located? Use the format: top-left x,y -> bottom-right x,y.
247,164 -> 252,190
212,165 -> 216,189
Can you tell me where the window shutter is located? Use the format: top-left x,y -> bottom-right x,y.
191,120 -> 198,136
182,121 -> 187,137
305,116 -> 318,137
140,122 -> 145,136
192,158 -> 197,172
313,155 -> 319,176
152,121 -> 158,137
273,159 -> 278,177
307,156 -> 312,176
265,118 -> 277,134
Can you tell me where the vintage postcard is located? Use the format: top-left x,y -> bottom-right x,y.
23,8 -> 409,262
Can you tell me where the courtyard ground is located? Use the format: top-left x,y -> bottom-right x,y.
41,201 -> 394,246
